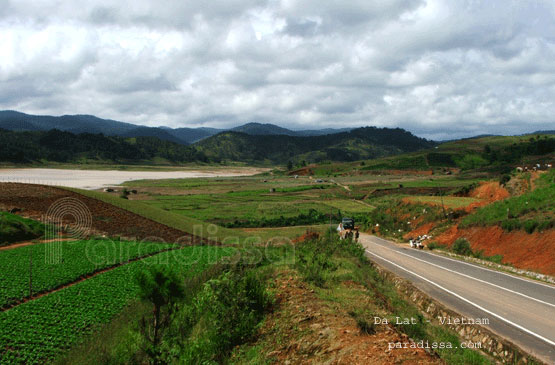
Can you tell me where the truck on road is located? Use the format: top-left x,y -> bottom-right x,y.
337,217 -> 360,242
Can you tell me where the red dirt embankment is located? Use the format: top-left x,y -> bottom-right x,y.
0,183 -> 208,244
402,222 -> 434,240
436,226 -> 555,276
465,181 -> 510,212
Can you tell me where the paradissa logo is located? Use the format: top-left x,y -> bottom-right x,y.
44,197 -> 92,264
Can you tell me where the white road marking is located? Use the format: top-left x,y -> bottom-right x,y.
369,242 -> 555,308
367,235 -> 555,290
365,249 -> 555,347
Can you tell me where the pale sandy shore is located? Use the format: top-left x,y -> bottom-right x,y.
0,167 -> 269,190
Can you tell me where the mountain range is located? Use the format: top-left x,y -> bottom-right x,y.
0,110 -> 437,165
0,111 -> 353,144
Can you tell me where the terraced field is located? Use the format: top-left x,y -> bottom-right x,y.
0,246 -> 235,364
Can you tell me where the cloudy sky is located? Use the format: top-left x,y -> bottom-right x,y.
1,0 -> 554,139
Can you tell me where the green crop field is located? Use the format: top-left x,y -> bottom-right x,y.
0,239 -> 176,308
0,246 -> 235,364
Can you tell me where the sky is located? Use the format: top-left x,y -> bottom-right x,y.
1,0 -> 554,140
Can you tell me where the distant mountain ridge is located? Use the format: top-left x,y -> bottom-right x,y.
0,111 -> 353,144
196,127 -> 436,164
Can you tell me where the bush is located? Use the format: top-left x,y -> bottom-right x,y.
296,239 -> 337,287
452,238 -> 473,256
353,313 -> 376,335
523,220 -> 539,234
486,254 -> 504,264
501,219 -> 521,232
178,263 -> 272,363
427,241 -> 446,251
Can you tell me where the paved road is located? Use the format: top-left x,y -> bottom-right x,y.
360,233 -> 555,364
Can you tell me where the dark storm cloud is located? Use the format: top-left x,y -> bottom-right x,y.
0,0 -> 554,138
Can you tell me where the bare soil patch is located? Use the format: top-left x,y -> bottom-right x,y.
465,181 -> 510,211
0,237 -> 76,251
0,183 -> 209,244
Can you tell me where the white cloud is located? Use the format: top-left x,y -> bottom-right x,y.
0,0 -> 554,139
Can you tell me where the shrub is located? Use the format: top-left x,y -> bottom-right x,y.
182,268 -> 272,363
523,220 -> 538,234
501,219 -> 521,232
347,309 -> 377,335
486,254 -> 504,264
427,241 -> 447,251
499,174 -> 511,186
452,238 -> 473,256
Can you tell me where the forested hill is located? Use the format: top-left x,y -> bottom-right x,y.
195,127 -> 436,164
0,126 -> 435,165
0,129 -> 207,164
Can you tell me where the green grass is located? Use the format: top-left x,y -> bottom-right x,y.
62,187 -> 249,243
0,239 -> 177,308
406,196 -> 481,209
122,175 -> 310,192
0,246 -> 235,364
0,213 -> 45,246
143,191 -> 323,223
233,224 -> 329,242
121,178 -> 370,227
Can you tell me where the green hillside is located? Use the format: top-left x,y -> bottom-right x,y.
196,127 -> 435,164
310,134 -> 555,176
0,212 -> 45,246
461,169 -> 555,232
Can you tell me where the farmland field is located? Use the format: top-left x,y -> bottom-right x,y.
404,196 -> 481,209
0,246 -> 235,364
121,176 -> 377,229
0,239 -> 177,308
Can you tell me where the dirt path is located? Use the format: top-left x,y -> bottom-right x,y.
0,238 -> 77,251
353,199 -> 374,208
333,180 -> 351,191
